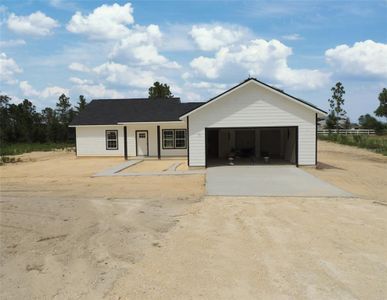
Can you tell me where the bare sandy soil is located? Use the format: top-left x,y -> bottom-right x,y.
1,142 -> 386,299
304,141 -> 387,203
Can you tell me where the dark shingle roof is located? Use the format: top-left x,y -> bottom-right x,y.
70,97 -> 205,125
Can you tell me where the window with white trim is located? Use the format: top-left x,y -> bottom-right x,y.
163,130 -> 174,149
106,130 -> 118,150
162,129 -> 187,149
175,129 -> 186,148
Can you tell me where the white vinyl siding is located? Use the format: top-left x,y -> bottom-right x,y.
76,126 -> 124,156
75,122 -> 188,157
188,82 -> 317,166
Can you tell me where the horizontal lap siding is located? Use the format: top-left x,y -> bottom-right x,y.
125,123 -> 187,157
160,123 -> 188,157
76,122 -> 188,157
76,126 -> 124,156
189,83 -> 316,166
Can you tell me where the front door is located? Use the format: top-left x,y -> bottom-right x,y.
136,131 -> 148,156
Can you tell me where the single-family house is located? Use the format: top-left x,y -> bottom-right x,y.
70,78 -> 327,166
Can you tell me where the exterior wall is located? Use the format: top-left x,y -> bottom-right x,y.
76,125 -> 124,156
125,122 -> 187,157
188,82 -> 317,166
75,122 -> 188,157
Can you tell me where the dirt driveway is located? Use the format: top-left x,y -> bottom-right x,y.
1,142 -> 387,299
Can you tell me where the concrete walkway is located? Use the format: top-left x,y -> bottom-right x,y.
94,160 -> 205,177
93,160 -> 143,177
207,165 -> 352,197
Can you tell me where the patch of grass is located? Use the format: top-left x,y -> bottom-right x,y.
319,134 -> 387,156
0,143 -> 75,156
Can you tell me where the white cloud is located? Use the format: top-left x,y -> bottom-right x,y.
0,52 -> 22,84
66,3 -> 134,40
68,62 -> 90,72
189,81 -> 229,96
109,24 -> 180,68
20,80 -> 69,98
0,39 -> 26,48
67,4 -> 179,69
93,62 -> 160,88
282,33 -> 303,41
41,86 -> 69,98
190,24 -> 250,51
325,40 -> 387,78
190,81 -> 227,90
7,11 -> 59,36
19,81 -> 39,96
190,39 -> 330,90
69,77 -> 93,85
72,83 -> 124,99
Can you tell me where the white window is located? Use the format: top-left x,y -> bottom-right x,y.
162,129 -> 187,149
163,130 -> 174,149
175,129 -> 186,148
106,130 -> 118,150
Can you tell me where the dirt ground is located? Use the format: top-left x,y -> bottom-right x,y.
1,141 -> 386,299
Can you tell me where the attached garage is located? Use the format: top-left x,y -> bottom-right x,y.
205,126 -> 297,166
181,78 -> 327,167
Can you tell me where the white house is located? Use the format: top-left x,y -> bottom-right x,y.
70,78 -> 327,166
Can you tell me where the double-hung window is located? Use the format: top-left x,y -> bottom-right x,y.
175,129 -> 186,148
106,130 -> 118,150
163,130 -> 175,149
162,129 -> 187,149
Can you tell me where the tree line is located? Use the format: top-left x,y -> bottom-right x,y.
0,81 -> 173,146
0,94 -> 87,145
325,83 -> 386,133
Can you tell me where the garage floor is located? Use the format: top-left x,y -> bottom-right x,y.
206,165 -> 352,197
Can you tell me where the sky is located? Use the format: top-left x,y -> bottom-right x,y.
0,0 -> 386,121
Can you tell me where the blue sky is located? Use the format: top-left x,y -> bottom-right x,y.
0,0 -> 386,121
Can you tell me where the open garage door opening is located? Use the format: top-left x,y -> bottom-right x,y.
205,127 -> 298,167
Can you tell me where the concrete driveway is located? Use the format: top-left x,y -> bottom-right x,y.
206,165 -> 352,197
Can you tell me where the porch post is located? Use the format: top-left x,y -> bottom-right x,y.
157,125 -> 161,159
124,126 -> 128,160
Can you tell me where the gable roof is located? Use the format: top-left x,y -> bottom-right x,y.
179,78 -> 327,119
70,98 -> 205,126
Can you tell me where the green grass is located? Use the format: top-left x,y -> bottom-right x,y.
0,142 -> 75,156
319,134 -> 387,156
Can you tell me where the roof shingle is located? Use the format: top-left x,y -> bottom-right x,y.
70,97 -> 205,125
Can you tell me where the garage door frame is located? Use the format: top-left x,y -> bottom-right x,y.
204,126 -> 299,168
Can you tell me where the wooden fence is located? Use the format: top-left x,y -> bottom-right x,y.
318,129 -> 376,135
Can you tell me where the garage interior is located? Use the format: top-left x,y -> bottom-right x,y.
206,127 -> 297,166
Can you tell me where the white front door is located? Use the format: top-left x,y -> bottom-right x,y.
136,131 -> 148,156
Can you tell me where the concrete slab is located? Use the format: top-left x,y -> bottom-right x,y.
93,159 -> 142,177
206,166 -> 352,197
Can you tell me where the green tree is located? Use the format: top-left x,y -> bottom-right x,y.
56,94 -> 72,124
343,117 -> 351,129
374,88 -> 387,120
75,95 -> 88,113
0,95 -> 11,143
41,107 -> 60,142
358,114 -> 384,133
55,94 -> 74,142
148,82 -> 174,99
325,111 -> 337,130
328,82 -> 347,132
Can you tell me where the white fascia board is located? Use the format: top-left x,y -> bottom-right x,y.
68,124 -> 122,128
117,121 -> 185,125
